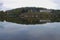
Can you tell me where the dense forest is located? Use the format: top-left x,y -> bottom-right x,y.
0,7 -> 60,24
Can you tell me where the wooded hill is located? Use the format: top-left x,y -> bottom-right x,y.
0,7 -> 60,24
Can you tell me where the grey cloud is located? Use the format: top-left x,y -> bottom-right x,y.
53,0 -> 60,3
53,0 -> 60,9
0,0 -> 3,10
0,3 -> 3,10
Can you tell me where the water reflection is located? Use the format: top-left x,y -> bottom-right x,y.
0,21 -> 60,40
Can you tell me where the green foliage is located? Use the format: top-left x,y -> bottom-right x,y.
0,7 -> 60,24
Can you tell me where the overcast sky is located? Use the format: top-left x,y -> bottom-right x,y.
0,0 -> 60,10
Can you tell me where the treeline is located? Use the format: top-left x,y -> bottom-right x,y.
51,10 -> 60,22
0,7 -> 60,24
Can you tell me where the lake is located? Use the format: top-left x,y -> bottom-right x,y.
0,21 -> 60,40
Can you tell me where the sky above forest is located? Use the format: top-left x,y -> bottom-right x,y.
0,0 -> 60,10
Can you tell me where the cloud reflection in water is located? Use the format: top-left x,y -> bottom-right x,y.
0,22 -> 60,40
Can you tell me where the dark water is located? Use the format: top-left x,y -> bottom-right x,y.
0,21 -> 60,40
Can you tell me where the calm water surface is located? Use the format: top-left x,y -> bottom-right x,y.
0,21 -> 60,40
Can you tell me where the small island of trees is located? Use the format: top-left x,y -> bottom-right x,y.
0,7 -> 60,24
